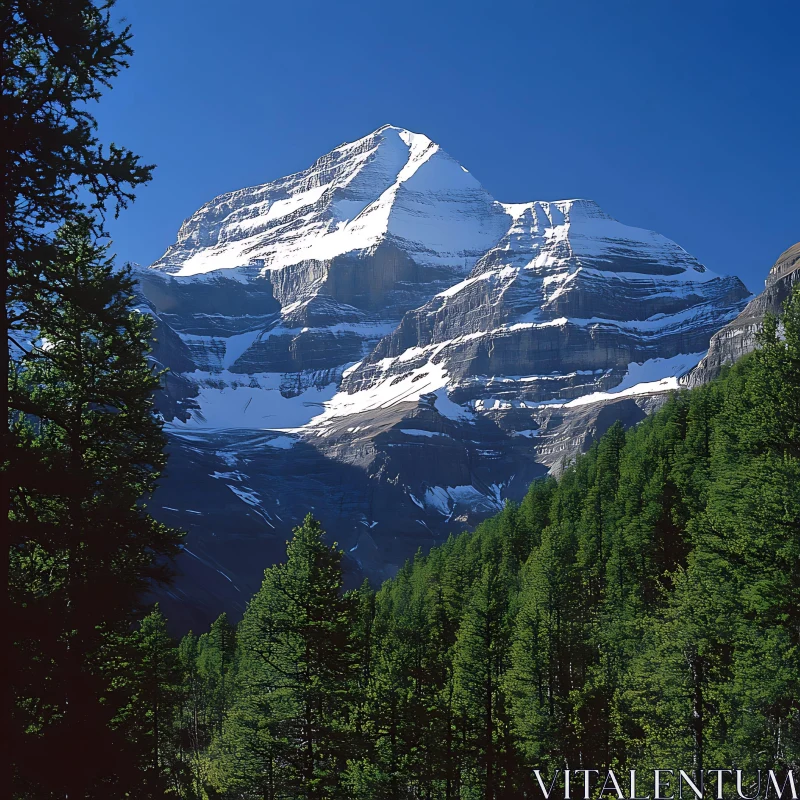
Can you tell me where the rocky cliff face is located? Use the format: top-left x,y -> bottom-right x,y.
140,126 -> 510,399
138,126 -> 752,630
683,242 -> 800,387
343,199 -> 748,405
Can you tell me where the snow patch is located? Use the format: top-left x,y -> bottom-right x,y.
422,484 -> 503,516
167,371 -> 337,430
433,388 -> 472,421
223,329 -> 262,368
210,471 -> 246,481
263,435 -> 296,450
227,485 -> 261,507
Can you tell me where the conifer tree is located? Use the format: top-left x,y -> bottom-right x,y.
576,422 -> 625,605
121,605 -> 185,796
8,223 -> 182,796
518,475 -> 557,553
198,613 -> 237,737
452,545 -> 517,800
348,579 -> 375,746
506,520 -> 582,769
212,515 -> 355,800
175,631 -> 206,798
5,2 -> 171,795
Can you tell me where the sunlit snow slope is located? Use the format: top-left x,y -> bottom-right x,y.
151,125 -> 508,278
138,125 -> 752,629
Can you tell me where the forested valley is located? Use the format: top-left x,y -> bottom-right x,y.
139,288 -> 800,800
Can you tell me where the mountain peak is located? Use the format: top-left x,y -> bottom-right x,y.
373,123 -> 428,140
373,123 -> 414,134
151,125 -> 505,279
332,124 -> 438,166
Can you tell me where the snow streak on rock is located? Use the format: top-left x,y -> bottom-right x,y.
136,126 -> 753,626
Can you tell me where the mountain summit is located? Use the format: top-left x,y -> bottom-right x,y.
151,125 -> 508,278
136,126 -> 751,629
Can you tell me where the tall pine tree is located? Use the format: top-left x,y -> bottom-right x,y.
5,1 -> 167,795
118,605 -> 185,797
8,222 -> 182,797
212,515 -> 355,800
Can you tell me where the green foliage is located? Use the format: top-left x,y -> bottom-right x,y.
8,221 -> 182,797
5,2 -> 177,796
197,613 -> 238,737
118,606 -> 187,795
131,287 -> 800,799
211,515 -> 357,799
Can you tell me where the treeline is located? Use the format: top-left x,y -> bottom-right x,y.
145,289 -> 800,799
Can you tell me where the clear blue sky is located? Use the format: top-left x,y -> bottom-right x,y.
98,0 -> 799,293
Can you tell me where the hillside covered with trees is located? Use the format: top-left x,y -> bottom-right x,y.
138,289 -> 800,799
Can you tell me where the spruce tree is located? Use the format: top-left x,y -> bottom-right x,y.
358,564 -> 416,799
506,520 -> 582,769
8,222 -> 182,797
120,605 -> 185,797
5,2 -> 167,795
175,631 -> 206,798
212,515 -> 355,800
197,612 -> 237,737
452,546 -> 516,800
518,475 -> 556,553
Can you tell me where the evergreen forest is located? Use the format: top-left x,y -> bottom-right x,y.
131,287 -> 800,799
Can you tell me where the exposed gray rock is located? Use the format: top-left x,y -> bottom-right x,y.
136,126 -> 757,631
683,242 -> 800,387
344,199 -> 750,404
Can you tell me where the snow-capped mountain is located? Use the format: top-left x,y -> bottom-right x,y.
152,125 -> 508,279
137,125 -> 751,630
342,198 -> 747,407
